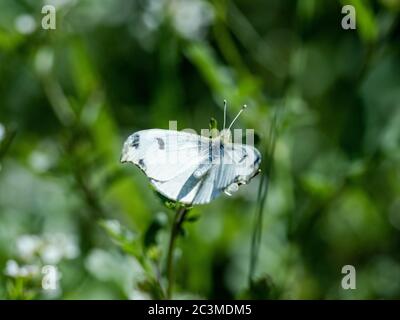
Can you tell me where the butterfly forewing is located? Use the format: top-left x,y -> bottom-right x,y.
121,129 -> 210,181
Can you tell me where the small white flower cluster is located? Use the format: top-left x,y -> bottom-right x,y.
16,233 -> 79,264
169,0 -> 214,40
4,233 -> 79,279
4,260 -> 40,278
138,0 -> 214,42
17,233 -> 79,264
14,14 -> 37,35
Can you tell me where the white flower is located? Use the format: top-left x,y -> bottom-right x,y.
16,235 -> 42,261
19,264 -> 40,277
63,239 -> 80,259
136,0 -> 214,44
4,260 -> 40,278
14,14 -> 37,35
169,0 -> 214,40
142,0 -> 165,31
29,151 -> 52,173
41,244 -> 64,264
34,48 -> 54,75
41,233 -> 79,264
16,233 -> 79,264
4,260 -> 19,277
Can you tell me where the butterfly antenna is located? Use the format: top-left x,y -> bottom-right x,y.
223,99 -> 227,130
228,104 -> 247,130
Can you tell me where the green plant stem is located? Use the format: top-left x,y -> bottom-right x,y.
166,206 -> 188,299
249,111 -> 278,285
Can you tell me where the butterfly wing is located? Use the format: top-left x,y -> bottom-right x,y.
121,129 -> 210,182
122,130 -> 261,205
149,140 -> 261,205
188,142 -> 262,204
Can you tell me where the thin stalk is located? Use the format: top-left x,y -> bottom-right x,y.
0,126 -> 17,161
248,111 -> 278,285
165,206 -> 189,299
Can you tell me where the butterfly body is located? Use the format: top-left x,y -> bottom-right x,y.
121,128 -> 261,205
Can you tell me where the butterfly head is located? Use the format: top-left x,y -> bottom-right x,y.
219,128 -> 232,144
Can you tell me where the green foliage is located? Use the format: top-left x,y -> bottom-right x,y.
99,220 -> 140,258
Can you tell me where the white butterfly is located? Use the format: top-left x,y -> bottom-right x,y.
121,101 -> 261,205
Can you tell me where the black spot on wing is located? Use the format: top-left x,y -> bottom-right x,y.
156,137 -> 165,150
131,134 -> 140,149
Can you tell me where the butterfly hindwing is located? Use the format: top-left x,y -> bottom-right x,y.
190,142 -> 261,204
148,139 -> 261,205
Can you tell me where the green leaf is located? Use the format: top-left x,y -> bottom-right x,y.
185,214 -> 201,223
0,124 -> 17,161
99,219 -> 140,257
240,275 -> 279,299
144,212 -> 168,249
137,278 -> 165,300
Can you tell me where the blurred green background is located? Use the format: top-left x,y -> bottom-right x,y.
0,0 -> 400,299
